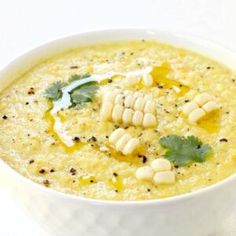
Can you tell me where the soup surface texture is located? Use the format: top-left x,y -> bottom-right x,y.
0,40 -> 236,201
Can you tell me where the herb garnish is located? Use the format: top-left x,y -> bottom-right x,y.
70,81 -> 98,107
159,135 -> 212,166
44,81 -> 66,101
44,74 -> 98,107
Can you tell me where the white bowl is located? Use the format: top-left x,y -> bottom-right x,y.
0,29 -> 236,236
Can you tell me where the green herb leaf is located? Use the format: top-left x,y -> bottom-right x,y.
159,135 -> 212,166
70,81 -> 98,107
44,81 -> 66,101
69,74 -> 90,83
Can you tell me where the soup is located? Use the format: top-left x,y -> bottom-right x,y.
0,40 -> 236,200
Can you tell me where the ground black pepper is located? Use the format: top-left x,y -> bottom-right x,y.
73,137 -> 80,142
29,159 -> 35,164
27,87 -> 35,95
219,138 -> 228,142
70,66 -> 78,69
70,168 -> 77,175
2,115 -> 8,120
113,172 -> 118,177
39,169 -> 46,174
43,180 -> 50,187
87,136 -> 97,142
114,125 -> 120,129
138,155 -> 147,163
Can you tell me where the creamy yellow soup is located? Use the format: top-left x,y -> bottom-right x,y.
0,40 -> 236,201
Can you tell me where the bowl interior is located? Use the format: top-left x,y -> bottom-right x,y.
0,29 -> 236,205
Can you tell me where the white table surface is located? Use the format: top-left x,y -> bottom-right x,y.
0,0 -> 236,235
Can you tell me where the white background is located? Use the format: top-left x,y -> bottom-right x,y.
0,0 -> 235,235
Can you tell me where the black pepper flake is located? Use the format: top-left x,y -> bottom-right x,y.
158,85 -> 163,89
114,125 -> 120,129
90,180 -> 94,183
130,52 -> 134,55
27,87 -> 35,95
2,115 -> 8,120
39,169 -> 46,174
142,156 -> 147,163
105,135 -> 109,139
108,79 -> 113,83
25,102 -> 29,105
50,169 -> 55,173
70,66 -> 78,69
115,190 -> 118,193
164,109 -> 170,114
29,159 -> 35,164
219,138 -> 228,142
113,172 -> 118,177
174,165 -> 179,169
147,188 -> 151,192
184,100 -> 190,103
138,155 -> 147,163
43,180 -> 50,187
73,136 -> 80,142
87,136 -> 97,142
70,168 -> 77,175
206,66 -> 212,70
232,79 -> 235,83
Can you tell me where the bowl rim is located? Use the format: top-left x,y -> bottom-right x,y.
1,28 -> 236,206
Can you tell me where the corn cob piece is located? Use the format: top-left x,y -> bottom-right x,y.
101,90 -> 157,128
182,93 -> 219,123
109,128 -> 140,155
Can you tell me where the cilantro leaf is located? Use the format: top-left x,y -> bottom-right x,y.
70,81 -> 98,107
69,74 -> 90,82
159,135 -> 212,166
44,81 -> 66,101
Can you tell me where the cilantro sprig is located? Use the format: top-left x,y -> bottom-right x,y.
44,81 -> 66,101
70,81 -> 98,107
159,135 -> 212,166
44,74 -> 98,107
